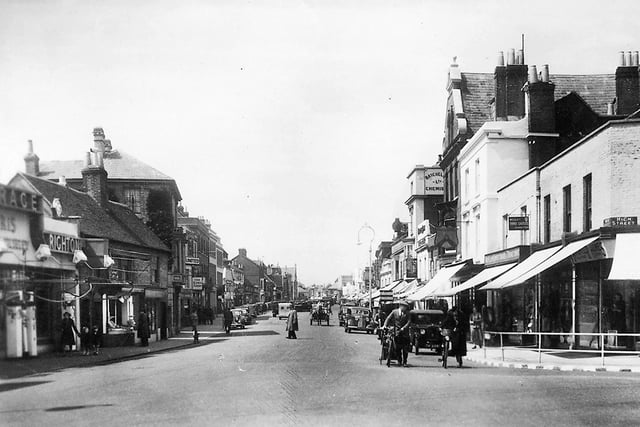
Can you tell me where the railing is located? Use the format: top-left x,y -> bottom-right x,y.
482,331 -> 640,367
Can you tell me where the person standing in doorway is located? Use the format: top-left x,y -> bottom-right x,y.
286,306 -> 298,339
61,312 -> 79,354
137,309 -> 150,347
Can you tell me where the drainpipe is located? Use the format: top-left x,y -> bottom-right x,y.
535,170 -> 542,337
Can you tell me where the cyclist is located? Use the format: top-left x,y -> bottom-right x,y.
383,300 -> 412,367
441,307 -> 467,368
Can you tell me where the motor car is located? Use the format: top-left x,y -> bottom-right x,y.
409,309 -> 445,355
344,307 -> 376,334
338,303 -> 356,326
294,301 -> 312,312
278,302 -> 292,320
230,309 -> 247,329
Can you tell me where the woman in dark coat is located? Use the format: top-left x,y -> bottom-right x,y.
137,310 -> 150,347
61,312 -> 79,353
442,307 -> 468,368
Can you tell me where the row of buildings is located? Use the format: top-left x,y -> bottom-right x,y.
366,47 -> 640,350
0,128 -> 297,358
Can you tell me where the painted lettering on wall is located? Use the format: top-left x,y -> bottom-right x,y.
44,232 -> 82,254
0,184 -> 41,214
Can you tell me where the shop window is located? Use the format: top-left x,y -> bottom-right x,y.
544,195 -> 551,243
583,174 -> 592,232
563,185 -> 572,233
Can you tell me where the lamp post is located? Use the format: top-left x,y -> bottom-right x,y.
357,224 -> 375,309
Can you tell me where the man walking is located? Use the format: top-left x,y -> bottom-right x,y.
383,300 -> 412,367
286,305 -> 298,339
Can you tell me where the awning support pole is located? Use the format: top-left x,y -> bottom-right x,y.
571,264 -> 576,350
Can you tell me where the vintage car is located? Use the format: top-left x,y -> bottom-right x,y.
230,308 -> 248,329
338,303 -> 357,326
278,302 -> 293,320
409,309 -> 445,355
344,307 -> 376,334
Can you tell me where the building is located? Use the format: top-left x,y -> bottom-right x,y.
11,150 -> 171,349
231,249 -> 263,304
25,128 -> 183,333
177,209 -> 211,327
0,183 -> 80,358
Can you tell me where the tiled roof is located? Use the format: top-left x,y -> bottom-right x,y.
459,72 -> 615,134
39,150 -> 173,181
16,173 -> 169,252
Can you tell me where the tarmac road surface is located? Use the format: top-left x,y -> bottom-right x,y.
1,310 -> 640,426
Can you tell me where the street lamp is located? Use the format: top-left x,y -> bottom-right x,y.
357,224 -> 375,309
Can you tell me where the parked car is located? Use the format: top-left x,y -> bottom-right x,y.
294,301 -> 312,312
344,307 -> 376,334
338,303 -> 357,326
278,302 -> 293,320
409,309 -> 445,355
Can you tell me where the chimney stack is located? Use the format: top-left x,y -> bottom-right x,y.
615,50 -> 640,115
525,64 -> 557,167
495,46 -> 528,120
93,127 -> 105,153
24,139 -> 40,176
82,147 -> 109,207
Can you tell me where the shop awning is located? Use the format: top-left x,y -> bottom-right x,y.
608,233 -> 640,280
481,246 -> 560,290
384,280 -> 406,292
482,236 -> 600,291
439,263 -> 516,297
407,262 -> 468,301
396,280 -> 419,298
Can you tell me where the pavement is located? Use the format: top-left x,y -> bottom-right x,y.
466,345 -> 640,373
0,316 -> 231,380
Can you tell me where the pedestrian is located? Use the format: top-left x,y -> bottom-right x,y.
442,307 -> 468,368
91,324 -> 103,355
80,325 -> 91,356
137,309 -> 150,347
286,306 -> 298,339
223,307 -> 233,334
190,309 -> 199,343
60,312 -> 79,354
470,306 -> 482,349
382,300 -> 412,367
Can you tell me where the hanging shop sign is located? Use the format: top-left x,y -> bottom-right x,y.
603,216 -> 637,227
192,277 -> 205,290
424,168 -> 444,196
186,257 -> 200,265
44,232 -> 82,254
0,184 -> 41,214
508,216 -> 529,231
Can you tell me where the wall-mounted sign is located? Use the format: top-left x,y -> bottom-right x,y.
424,168 -> 444,195
44,232 -> 82,254
0,184 -> 41,214
172,274 -> 184,283
186,257 -> 200,265
508,216 -> 529,231
603,216 -> 637,227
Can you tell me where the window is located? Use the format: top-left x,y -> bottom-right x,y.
464,168 -> 470,199
544,195 -> 551,243
474,212 -> 480,259
124,188 -> 144,214
583,174 -> 592,232
502,214 -> 509,249
474,158 -> 480,195
563,185 -> 572,233
520,205 -> 528,245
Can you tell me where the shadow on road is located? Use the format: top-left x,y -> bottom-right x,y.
0,381 -> 51,393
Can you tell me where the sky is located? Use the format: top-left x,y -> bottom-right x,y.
1,0 -> 639,286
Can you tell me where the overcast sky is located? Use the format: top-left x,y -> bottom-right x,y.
1,0 -> 638,286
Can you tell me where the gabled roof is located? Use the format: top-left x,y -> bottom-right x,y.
39,150 -> 171,180
459,72 -> 616,134
13,173 -> 169,252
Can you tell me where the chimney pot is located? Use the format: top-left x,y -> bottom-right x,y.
93,127 -> 105,153
607,102 -> 614,115
625,51 -> 632,67
27,139 -> 34,154
24,139 -> 40,175
85,152 -> 92,168
633,51 -> 640,67
516,49 -> 524,65
497,51 -> 504,66
541,64 -> 550,83
528,65 -> 539,83
619,51 -> 626,66
507,48 -> 515,65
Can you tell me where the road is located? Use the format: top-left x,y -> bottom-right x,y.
2,310 -> 640,426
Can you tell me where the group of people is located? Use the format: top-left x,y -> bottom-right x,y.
381,301 -> 470,369
60,311 -> 103,355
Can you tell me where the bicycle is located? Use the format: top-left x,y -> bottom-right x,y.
440,328 -> 452,369
379,327 -> 399,367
